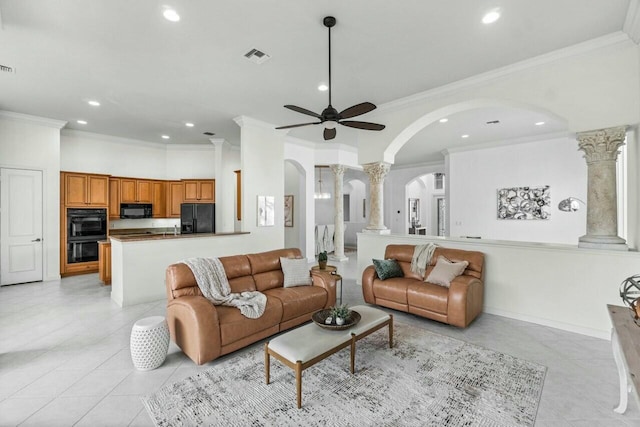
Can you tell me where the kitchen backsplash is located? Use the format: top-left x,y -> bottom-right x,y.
110,218 -> 180,230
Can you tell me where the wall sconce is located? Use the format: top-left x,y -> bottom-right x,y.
558,197 -> 585,212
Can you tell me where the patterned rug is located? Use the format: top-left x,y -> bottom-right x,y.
143,323 -> 546,427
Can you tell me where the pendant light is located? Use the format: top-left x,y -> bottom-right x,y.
314,166 -> 331,199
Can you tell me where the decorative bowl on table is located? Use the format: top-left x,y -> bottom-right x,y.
312,309 -> 361,330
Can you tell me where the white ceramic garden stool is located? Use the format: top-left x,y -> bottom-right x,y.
130,316 -> 170,371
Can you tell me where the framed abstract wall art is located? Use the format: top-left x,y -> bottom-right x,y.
284,195 -> 293,227
497,185 -> 550,220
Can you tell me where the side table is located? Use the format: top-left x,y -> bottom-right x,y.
130,316 -> 170,371
311,265 -> 343,305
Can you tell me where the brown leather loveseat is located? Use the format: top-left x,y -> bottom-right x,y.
362,244 -> 484,327
165,248 -> 336,365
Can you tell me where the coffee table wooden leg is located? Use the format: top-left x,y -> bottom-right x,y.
264,343 -> 270,384
389,315 -> 394,348
350,334 -> 356,374
295,361 -> 302,408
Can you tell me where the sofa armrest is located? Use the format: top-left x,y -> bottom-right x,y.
311,271 -> 337,308
167,295 -> 222,365
362,265 -> 378,304
447,275 -> 484,327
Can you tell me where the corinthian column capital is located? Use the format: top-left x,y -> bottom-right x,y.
362,162 -> 390,185
577,126 -> 627,163
330,164 -> 345,177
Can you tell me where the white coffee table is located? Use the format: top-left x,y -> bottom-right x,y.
265,305 -> 393,408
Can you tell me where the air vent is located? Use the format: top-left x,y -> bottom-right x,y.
203,131 -> 215,136
244,48 -> 271,65
0,64 -> 15,74
486,120 -> 500,125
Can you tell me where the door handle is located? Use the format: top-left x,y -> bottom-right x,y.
32,238 -> 42,242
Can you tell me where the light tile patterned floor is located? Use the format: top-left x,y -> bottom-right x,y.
0,253 -> 638,426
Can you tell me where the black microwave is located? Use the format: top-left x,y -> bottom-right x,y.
120,203 -> 152,219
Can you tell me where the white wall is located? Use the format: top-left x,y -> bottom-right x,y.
344,179 -> 367,246
0,112 -> 65,281
236,117 -> 284,251
61,129 -> 218,180
447,136 -> 586,244
284,161 -> 301,250
314,167 -> 335,225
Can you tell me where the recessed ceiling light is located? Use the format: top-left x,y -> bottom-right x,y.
77,120 -> 87,125
535,121 -> 545,126
482,9 -> 501,24
161,135 -> 170,140
318,83 -> 328,91
185,122 -> 194,127
461,134 -> 470,138
439,118 -> 448,123
87,100 -> 100,107
163,8 -> 180,22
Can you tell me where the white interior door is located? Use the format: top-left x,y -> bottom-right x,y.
1,168 -> 43,285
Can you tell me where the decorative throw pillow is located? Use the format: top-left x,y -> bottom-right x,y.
280,257 -> 312,288
372,258 -> 404,281
425,256 -> 469,288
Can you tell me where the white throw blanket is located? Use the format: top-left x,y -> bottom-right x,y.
411,243 -> 437,277
181,257 -> 266,319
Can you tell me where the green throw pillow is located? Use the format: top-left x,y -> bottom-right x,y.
372,259 -> 404,280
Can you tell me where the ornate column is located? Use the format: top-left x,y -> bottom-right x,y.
577,126 -> 628,250
330,165 -> 348,261
363,162 -> 391,234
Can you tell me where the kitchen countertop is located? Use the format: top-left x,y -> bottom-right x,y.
109,231 -> 249,242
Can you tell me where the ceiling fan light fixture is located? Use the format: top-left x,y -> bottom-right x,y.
324,120 -> 337,130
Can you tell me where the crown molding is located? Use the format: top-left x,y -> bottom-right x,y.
165,143 -> 215,151
233,115 -> 279,131
377,32 -> 632,115
624,0 -> 640,43
209,137 -> 230,149
441,131 -> 573,156
62,129 -> 165,149
0,110 -> 67,129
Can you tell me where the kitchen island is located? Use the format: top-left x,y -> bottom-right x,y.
110,231 -> 252,307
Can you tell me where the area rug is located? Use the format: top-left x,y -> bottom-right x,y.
143,323 -> 546,427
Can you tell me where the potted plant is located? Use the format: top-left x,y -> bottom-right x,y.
330,304 -> 350,326
318,251 -> 328,270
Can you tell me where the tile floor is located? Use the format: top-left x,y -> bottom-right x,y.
0,253 -> 638,426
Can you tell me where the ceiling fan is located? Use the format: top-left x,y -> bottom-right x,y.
276,16 -> 385,141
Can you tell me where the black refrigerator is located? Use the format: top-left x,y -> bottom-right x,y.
180,203 -> 215,234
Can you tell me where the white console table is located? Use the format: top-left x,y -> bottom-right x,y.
608,304 -> 640,414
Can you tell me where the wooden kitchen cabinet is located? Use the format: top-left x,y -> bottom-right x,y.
152,181 -> 166,218
120,178 -> 152,203
183,179 -> 215,203
63,172 -> 109,206
109,178 -> 120,219
166,181 -> 183,218
98,241 -> 111,285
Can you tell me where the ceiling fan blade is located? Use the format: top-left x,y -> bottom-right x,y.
284,105 -> 322,119
339,102 -> 377,119
324,127 -> 337,140
339,120 -> 385,131
275,122 -> 321,130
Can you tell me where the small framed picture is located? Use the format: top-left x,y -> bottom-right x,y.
284,195 -> 294,227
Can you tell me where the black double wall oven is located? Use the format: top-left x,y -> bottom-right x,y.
67,208 -> 107,264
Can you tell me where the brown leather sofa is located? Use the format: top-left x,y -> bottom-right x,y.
362,244 -> 484,327
165,248 -> 336,365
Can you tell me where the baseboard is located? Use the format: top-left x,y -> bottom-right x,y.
484,306 -> 610,340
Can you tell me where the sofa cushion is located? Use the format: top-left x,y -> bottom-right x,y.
280,257 -> 312,288
219,255 -> 256,293
407,281 -> 449,315
248,248 -> 302,291
372,259 -> 404,280
217,297 -> 283,346
264,286 -> 328,322
426,256 -> 469,288
372,277 -> 416,304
